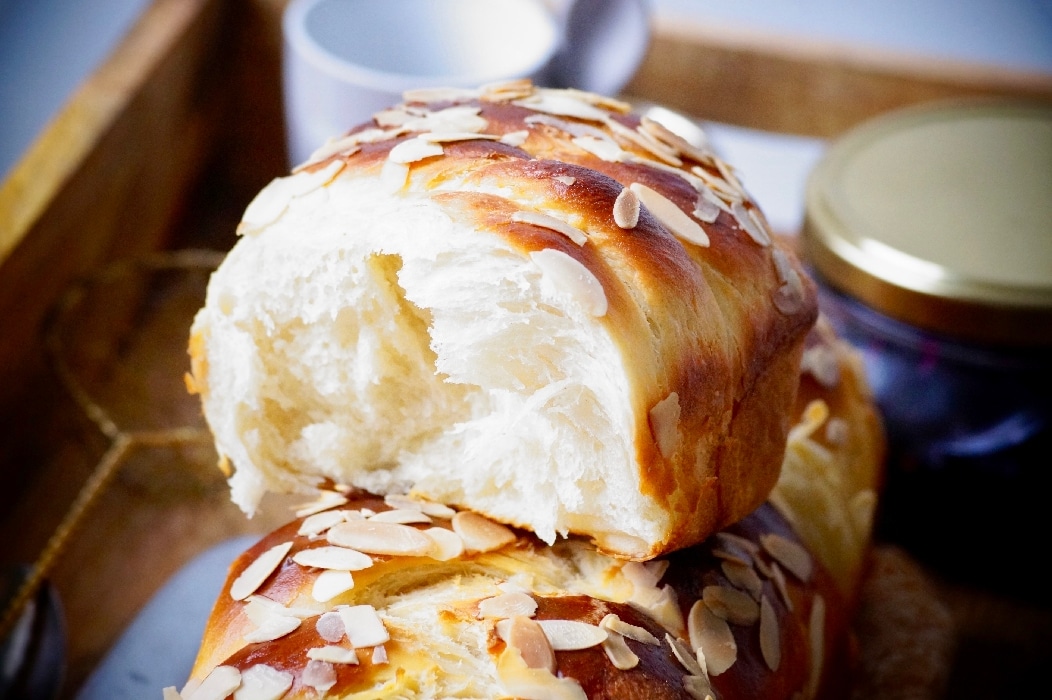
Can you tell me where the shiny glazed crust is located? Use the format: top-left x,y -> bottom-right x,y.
177,326 -> 882,700
187,82 -> 818,559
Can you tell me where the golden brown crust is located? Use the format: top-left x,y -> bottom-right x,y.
188,83 -> 818,558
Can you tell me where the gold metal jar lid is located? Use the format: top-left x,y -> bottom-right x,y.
802,100 -> 1052,347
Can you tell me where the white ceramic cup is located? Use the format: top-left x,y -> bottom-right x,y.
282,0 -> 650,165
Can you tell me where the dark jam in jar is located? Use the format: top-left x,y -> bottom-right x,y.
801,100 -> 1052,601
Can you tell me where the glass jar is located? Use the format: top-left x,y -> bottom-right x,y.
801,100 -> 1052,600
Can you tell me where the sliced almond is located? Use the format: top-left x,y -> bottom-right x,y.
188,666 -> 240,700
687,600 -> 737,676
243,614 -> 300,643
512,210 -> 588,246
380,159 -> 410,192
238,161 -> 344,236
339,604 -> 390,648
298,510 -> 349,538
702,585 -> 760,625
529,248 -> 607,317
732,201 -> 771,246
759,594 -> 781,671
639,115 -> 714,165
630,183 -> 710,247
368,508 -> 433,525
244,596 -> 315,625
294,491 -> 349,518
424,526 -> 465,561
666,633 -> 706,677
693,190 -> 722,223
371,645 -> 389,664
293,546 -> 373,571
500,130 -> 530,147
721,560 -> 764,601
234,664 -> 293,700
302,660 -> 337,694
628,584 -> 685,638
760,533 -> 813,582
600,630 -> 639,670
327,519 -> 435,557
478,591 -> 538,619
769,561 -> 794,612
307,645 -> 359,665
599,614 -> 659,646
683,673 -> 716,700
312,570 -> 355,603
388,136 -> 444,164
613,187 -> 640,229
514,92 -> 609,122
452,511 -> 518,553
230,541 -> 292,601
498,615 -> 556,672
538,619 -> 607,650
649,392 -> 682,459
572,135 -> 625,162
316,611 -> 346,643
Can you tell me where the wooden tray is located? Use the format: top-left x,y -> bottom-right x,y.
0,0 -> 1049,696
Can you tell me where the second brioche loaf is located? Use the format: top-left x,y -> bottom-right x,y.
187,82 -> 818,559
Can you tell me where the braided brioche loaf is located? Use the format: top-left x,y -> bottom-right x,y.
187,81 -> 818,560
175,321 -> 882,700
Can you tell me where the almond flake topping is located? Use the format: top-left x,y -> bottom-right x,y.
801,344 -> 841,388
721,560 -> 764,601
188,666 -> 241,700
316,611 -> 346,643
693,190 -> 722,223
769,561 -> 794,612
601,630 -> 639,670
649,392 -> 682,459
498,615 -> 556,672
298,510 -> 349,538
688,600 -> 737,676
423,526 -> 465,561
512,210 -> 588,245
481,79 -> 535,102
600,614 -> 659,645
478,591 -> 538,619
703,585 -> 760,625
293,545 -> 373,571
613,187 -> 640,229
307,646 -> 359,665
238,161 -> 345,236
500,130 -> 529,146
667,633 -> 707,677
295,490 -> 349,518
683,673 -> 716,700
514,92 -> 609,122
302,660 -> 337,694
327,519 -> 435,556
732,201 -> 772,247
339,604 -> 390,647
230,541 -> 293,601
420,131 -> 501,143
372,645 -> 389,664
243,613 -> 301,643
572,135 -> 625,162
605,119 -> 682,166
761,533 -> 813,582
244,595 -> 316,621
806,596 -> 827,698
759,594 -> 781,671
630,183 -> 710,248
771,248 -> 807,315
452,511 -> 517,553
529,249 -> 607,317
368,508 -> 433,525
388,136 -> 444,164
538,619 -> 608,650
639,115 -> 715,166
295,139 -> 361,172
237,664 -> 294,700
312,569 -> 355,602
